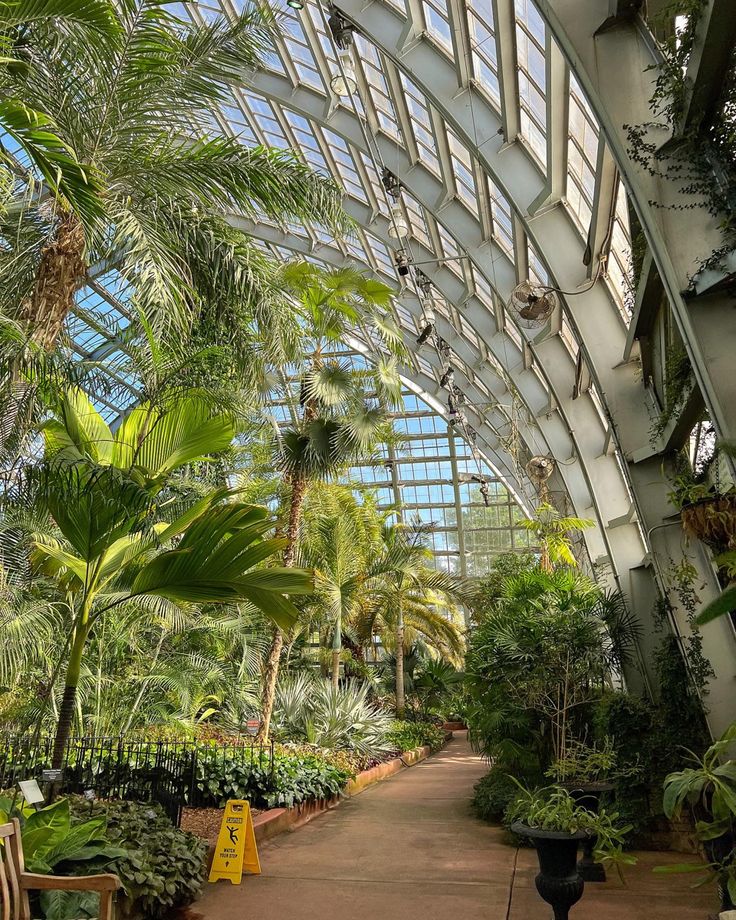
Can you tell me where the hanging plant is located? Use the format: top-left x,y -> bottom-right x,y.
669,441 -> 736,552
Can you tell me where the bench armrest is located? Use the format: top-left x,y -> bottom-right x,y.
20,872 -> 121,892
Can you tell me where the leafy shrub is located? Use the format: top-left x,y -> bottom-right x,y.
195,747 -> 352,809
472,768 -> 524,822
272,675 -> 392,755
68,798 -> 207,920
386,720 -> 446,753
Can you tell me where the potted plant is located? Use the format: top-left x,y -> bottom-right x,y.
669,442 -> 736,553
546,738 -> 623,882
657,722 -> 736,918
506,783 -> 635,920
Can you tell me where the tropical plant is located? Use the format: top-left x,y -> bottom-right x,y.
545,737 -> 621,785
464,565 -> 637,773
662,723 -> 736,832
271,674 -> 392,757
517,502 -> 595,572
385,719 -> 446,755
256,262 -> 402,741
68,797 -> 207,920
194,742 -> 352,810
505,782 -> 635,868
7,797 -> 124,875
299,493 -> 381,687
358,522 -> 467,717
0,0 -> 346,352
21,388 -> 311,765
657,723 -> 736,910
413,658 -> 463,717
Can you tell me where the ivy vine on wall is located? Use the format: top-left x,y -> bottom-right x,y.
625,0 -> 736,278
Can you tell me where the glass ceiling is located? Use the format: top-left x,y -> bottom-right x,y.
22,0 -> 642,571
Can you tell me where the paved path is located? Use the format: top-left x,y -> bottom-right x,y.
195,733 -> 714,920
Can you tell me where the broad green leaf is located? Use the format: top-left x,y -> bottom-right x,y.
696,584 -> 736,625
112,395 -> 234,476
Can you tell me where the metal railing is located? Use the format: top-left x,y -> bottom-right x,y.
0,733 -> 274,826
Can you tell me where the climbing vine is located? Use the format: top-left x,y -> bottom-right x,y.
653,558 -> 715,695
625,0 -> 736,278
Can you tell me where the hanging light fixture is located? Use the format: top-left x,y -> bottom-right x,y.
330,49 -> 358,97
387,203 -> 408,239
286,0 -> 304,8
328,8 -> 358,97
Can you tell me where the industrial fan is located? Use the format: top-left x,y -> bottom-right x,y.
525,455 -> 555,500
508,281 -> 558,329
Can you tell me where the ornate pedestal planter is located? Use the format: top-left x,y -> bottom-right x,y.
511,823 -> 588,920
564,782 -> 615,882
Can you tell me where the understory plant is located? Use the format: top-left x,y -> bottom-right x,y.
545,737 -> 630,786
68,798 -> 207,920
656,723 -> 736,908
386,720 -> 446,755
505,783 -> 636,868
195,745 -> 351,810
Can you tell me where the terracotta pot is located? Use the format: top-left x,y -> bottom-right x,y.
511,823 -> 588,920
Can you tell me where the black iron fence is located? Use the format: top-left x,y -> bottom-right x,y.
0,733 -> 274,826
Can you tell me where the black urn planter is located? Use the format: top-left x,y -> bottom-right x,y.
563,781 -> 615,882
511,823 -> 588,920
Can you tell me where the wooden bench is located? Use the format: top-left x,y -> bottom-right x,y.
0,819 -> 121,920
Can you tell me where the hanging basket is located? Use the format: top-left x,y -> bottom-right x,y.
680,493 -> 736,551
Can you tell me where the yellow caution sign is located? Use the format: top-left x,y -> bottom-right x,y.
208,800 -> 261,884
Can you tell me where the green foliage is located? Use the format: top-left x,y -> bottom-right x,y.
386,720 -> 446,754
516,503 -> 595,570
194,746 -> 351,810
656,722 -> 736,905
472,767 -> 527,823
662,722 -> 736,825
271,675 -> 393,756
68,798 -> 207,920
546,738 -> 620,785
464,566 -> 635,773
505,783 -> 636,868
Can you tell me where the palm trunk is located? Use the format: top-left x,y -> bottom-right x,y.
331,649 -> 340,688
19,211 -> 86,351
52,615 -> 89,769
395,601 -> 405,718
256,474 -> 308,743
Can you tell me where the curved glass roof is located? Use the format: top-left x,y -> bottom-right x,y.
44,0 -> 649,579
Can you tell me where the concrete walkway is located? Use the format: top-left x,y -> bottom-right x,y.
194,733 -> 715,920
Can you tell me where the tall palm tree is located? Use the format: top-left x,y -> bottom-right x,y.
362,523 -> 466,717
300,492 -> 382,687
255,262 -> 403,741
0,0 -> 347,351
25,388 -> 312,765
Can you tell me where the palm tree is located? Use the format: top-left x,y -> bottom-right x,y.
300,492 -> 382,687
255,263 -> 403,741
0,0 -> 347,352
361,523 -> 467,717
517,502 -> 595,572
25,388 -> 312,765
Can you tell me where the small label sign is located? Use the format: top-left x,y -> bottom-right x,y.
41,769 -> 63,783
